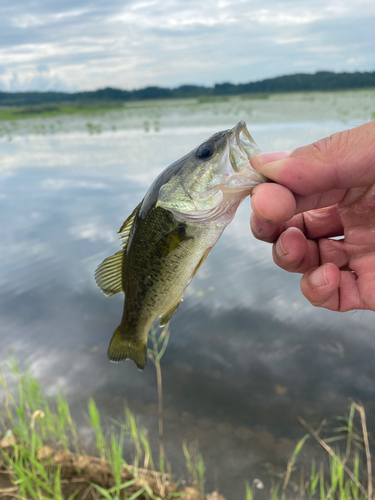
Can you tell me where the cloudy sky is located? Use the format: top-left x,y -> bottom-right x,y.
1,0 -> 374,92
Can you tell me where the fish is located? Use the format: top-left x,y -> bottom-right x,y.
95,121 -> 267,369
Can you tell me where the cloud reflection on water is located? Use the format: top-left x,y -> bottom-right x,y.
1,112 -> 375,497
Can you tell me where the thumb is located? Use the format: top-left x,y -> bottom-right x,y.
250,120 -> 375,196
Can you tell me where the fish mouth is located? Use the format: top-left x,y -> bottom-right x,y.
156,121 -> 268,226
234,121 -> 261,160
224,121 -> 267,190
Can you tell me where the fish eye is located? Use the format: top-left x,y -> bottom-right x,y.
196,143 -> 214,160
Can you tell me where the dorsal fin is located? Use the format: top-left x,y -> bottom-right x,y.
118,202 -> 142,248
95,250 -> 125,296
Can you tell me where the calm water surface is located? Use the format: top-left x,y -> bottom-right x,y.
1,93 -> 375,498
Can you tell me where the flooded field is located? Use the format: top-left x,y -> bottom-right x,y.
1,90 -> 375,498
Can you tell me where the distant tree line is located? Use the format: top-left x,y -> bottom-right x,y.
1,70 -> 375,106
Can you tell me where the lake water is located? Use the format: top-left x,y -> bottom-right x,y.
1,90 -> 375,498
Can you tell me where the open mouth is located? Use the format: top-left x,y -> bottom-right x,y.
226,121 -> 267,188
234,121 -> 261,160
156,121 -> 268,224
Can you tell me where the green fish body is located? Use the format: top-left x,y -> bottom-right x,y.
95,121 -> 267,369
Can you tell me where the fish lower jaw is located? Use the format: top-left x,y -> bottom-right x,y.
170,198 -> 244,228
223,169 -> 267,190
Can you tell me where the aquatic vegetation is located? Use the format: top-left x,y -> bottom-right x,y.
198,96 -> 229,104
0,89 -> 374,140
0,357 -> 195,499
240,93 -> 269,100
182,441 -> 205,496
147,326 -> 170,472
271,402 -> 374,500
0,356 -> 374,499
0,103 -> 123,121
86,122 -> 102,134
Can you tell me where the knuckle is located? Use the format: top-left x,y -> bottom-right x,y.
311,130 -> 351,160
305,130 -> 353,190
252,220 -> 280,243
272,248 -> 301,272
252,230 -> 274,243
301,281 -> 338,310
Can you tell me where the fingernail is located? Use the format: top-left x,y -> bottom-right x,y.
252,151 -> 291,168
275,236 -> 287,257
308,266 -> 329,287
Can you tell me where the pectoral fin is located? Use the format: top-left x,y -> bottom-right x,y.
153,223 -> 193,259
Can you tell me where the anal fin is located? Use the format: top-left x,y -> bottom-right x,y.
191,247 -> 212,279
159,299 -> 181,327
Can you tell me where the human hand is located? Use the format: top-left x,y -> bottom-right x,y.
250,120 -> 375,312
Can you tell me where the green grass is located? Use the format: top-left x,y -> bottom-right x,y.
0,93 -> 269,119
182,441 -> 205,496
245,416 -> 372,500
274,403 -> 373,500
197,96 -> 230,104
0,356 -> 185,499
147,325 -> 171,474
0,354 -> 374,499
240,93 -> 270,100
0,103 -> 124,121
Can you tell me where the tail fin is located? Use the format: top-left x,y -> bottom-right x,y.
107,326 -> 147,370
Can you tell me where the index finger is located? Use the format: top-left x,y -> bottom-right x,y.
251,121 -> 375,195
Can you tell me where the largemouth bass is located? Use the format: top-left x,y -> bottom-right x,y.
95,121 -> 267,369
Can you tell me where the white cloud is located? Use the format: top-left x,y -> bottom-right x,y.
0,0 -> 374,91
250,9 -> 322,26
11,9 -> 87,29
69,222 -> 116,242
41,179 -> 107,190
